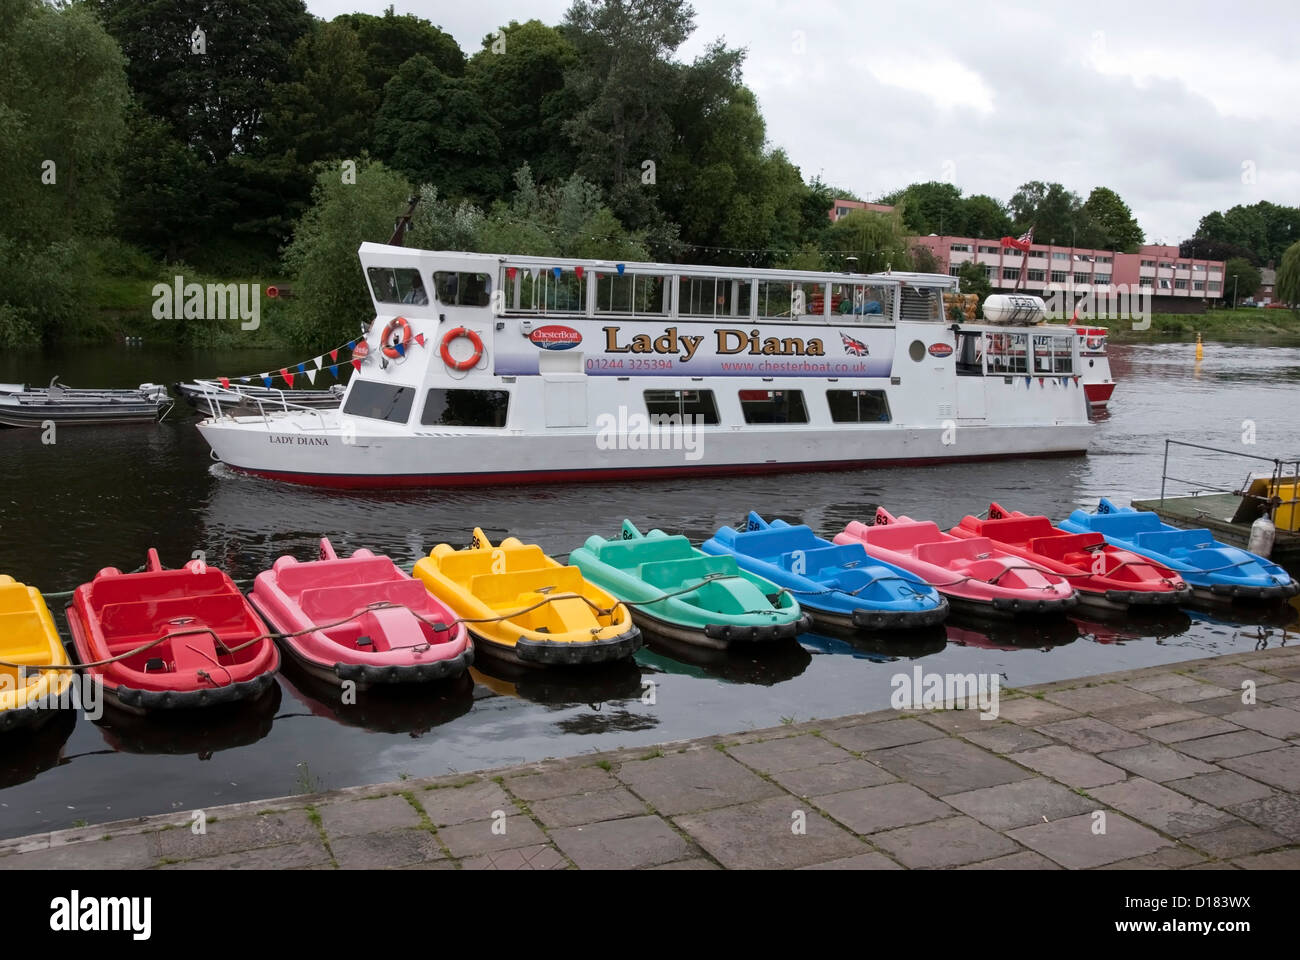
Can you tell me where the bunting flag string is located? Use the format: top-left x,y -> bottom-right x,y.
198,339 -> 356,391
305,368 -> 316,385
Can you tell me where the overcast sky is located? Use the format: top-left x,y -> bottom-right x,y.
306,0 -> 1299,246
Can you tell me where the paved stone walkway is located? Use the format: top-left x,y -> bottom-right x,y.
4,646 -> 1300,870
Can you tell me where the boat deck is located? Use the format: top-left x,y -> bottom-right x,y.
1131,494 -> 1300,565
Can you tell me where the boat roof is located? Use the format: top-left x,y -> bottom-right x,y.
358,242 -> 959,290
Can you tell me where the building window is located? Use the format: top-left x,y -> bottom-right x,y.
1209,281 -> 1221,292
1095,274 -> 1111,285
1073,273 -> 1090,285
836,207 -> 851,217
982,265 -> 994,278
1052,252 -> 1069,260
1097,256 -> 1112,264
1050,270 -> 1067,283
827,390 -> 891,423
420,389 -> 510,427
343,381 -> 415,423
1140,259 -> 1156,267
949,265 -> 962,277
1192,264 -> 1204,271
367,267 -> 429,305
644,390 -> 720,425
1001,248 -> 1020,256
739,390 -> 808,424
1002,267 -> 1020,280
1176,263 -> 1189,270
1193,281 -> 1204,291
1174,279 -> 1188,290
978,245 -> 999,254
1028,250 -> 1046,259
1027,269 -> 1045,282
1159,279 -> 1171,289
949,243 -> 970,252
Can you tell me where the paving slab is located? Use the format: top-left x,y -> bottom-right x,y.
330,828 -> 445,869
1093,702 -> 1206,731
1043,684 -> 1158,713
870,738 -> 1033,795
1097,744 -> 1218,782
944,777 -> 1096,831
1187,694 -> 1261,716
1165,770 -> 1275,807
505,766 -> 621,801
1125,673 -> 1207,694
157,839 -> 332,870
528,787 -> 648,829
1036,717 -> 1149,753
420,780 -> 512,827
0,834 -> 157,871
1220,706 -> 1300,739
996,698 -> 1079,725
1008,812 -> 1171,869
1153,683 -> 1236,704
1256,681 -> 1300,702
956,851 -> 1061,870
798,852 -> 902,870
1181,823 -> 1289,859
649,857 -> 720,870
871,815 -> 1021,868
436,815 -> 548,858
1097,846 -> 1207,870
550,815 -> 692,870
1227,794 -> 1300,841
316,794 -> 423,839
148,810 -> 320,862
675,796 -> 867,869
1220,746 -> 1300,792
461,844 -> 567,870
822,718 -> 945,752
1144,716 -> 1241,744
961,723 -> 1054,754
769,759 -> 896,797
615,749 -> 782,815
1233,848 -> 1300,869
1009,745 -> 1127,788
1089,777 -> 1240,837
1186,665 -> 1282,689
1176,730 -> 1287,761
726,734 -> 854,773
812,782 -> 954,835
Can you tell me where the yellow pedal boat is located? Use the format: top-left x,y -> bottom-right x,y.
413,529 -> 642,666
0,575 -> 74,731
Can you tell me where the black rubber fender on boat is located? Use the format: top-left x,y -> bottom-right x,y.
514,626 -> 643,665
333,646 -> 474,685
851,597 -> 950,630
703,613 -> 813,643
1209,579 -> 1300,600
991,594 -> 1078,613
1103,587 -> 1186,606
114,671 -> 276,710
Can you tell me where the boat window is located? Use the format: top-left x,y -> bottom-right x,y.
828,282 -> 892,322
984,331 -> 1029,375
827,390 -> 891,423
757,281 -> 793,320
956,331 -> 983,376
739,389 -> 808,424
644,389 -> 720,425
343,380 -> 415,423
1032,334 -> 1074,375
899,285 -> 942,322
420,389 -> 509,427
513,269 -> 587,314
595,273 -> 669,314
678,276 -> 750,318
433,272 -> 492,307
367,267 -> 428,305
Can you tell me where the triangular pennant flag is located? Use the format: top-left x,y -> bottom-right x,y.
280,368 -> 294,387
329,365 -> 339,378
240,377 -> 250,383
313,356 -> 323,370
305,368 -> 316,384
1073,375 -> 1080,384
530,266 -> 539,279
552,266 -> 562,279
1024,376 -> 1031,387
262,375 -> 272,387
575,265 -> 585,280
396,342 -> 405,357
1038,377 -> 1044,386
414,333 -> 426,347
330,349 -> 338,362
347,340 -> 357,351
219,377 -> 230,389
506,266 -> 517,280
351,358 -> 362,371
297,362 -> 306,374
616,263 -> 626,276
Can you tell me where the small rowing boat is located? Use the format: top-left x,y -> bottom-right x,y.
175,380 -> 344,412
834,508 -> 1077,616
951,502 -> 1190,610
412,529 -> 641,666
700,512 -> 948,630
0,378 -> 171,427
1060,499 -> 1299,602
568,519 -> 809,648
250,538 -> 472,686
0,576 -> 73,732
65,550 -> 279,711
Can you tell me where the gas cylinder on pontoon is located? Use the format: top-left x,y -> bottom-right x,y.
981,295 -> 1046,325
1248,515 -> 1276,558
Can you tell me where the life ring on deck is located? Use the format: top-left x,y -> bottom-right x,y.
440,327 -> 484,371
381,316 -> 413,359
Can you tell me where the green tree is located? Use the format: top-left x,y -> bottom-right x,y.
962,194 -> 1013,239
333,7 -> 465,93
1222,257 -> 1261,305
956,261 -> 992,318
1275,241 -> 1300,309
892,181 -> 965,235
280,160 -> 414,347
822,209 -> 914,273
1194,201 -> 1300,266
1080,187 -> 1143,252
1008,181 -> 1086,245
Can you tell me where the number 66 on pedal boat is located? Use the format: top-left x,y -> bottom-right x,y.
65,551 -> 279,712
699,512 -> 949,631
567,520 -> 811,648
412,529 -> 641,666
0,576 -> 74,732
249,538 -> 472,687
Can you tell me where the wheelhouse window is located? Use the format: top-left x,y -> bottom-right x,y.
367,267 -> 428,305
434,272 -> 491,307
984,331 -> 1029,375
827,390 -> 891,423
595,272 -> 668,315
644,389 -> 720,425
1033,334 -> 1074,375
420,389 -> 509,427
739,389 -> 808,424
343,380 -> 415,423
899,285 -> 942,321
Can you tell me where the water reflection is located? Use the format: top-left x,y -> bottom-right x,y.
276,662 -> 474,736
945,615 -> 1079,652
94,685 -> 281,757
638,635 -> 812,684
798,626 -> 947,662
0,711 -> 77,788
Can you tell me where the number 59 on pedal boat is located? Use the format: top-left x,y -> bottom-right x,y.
249,538 -> 472,687
567,519 -> 810,648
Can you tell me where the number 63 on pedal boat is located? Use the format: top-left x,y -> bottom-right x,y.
568,520 -> 811,648
249,538 -> 472,687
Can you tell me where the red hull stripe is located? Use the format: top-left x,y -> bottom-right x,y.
228,450 -> 1088,490
1084,382 -> 1115,405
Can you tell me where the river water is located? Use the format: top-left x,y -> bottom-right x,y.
1,341 -> 1297,838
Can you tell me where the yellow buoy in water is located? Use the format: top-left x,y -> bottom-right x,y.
1195,332 -> 1204,361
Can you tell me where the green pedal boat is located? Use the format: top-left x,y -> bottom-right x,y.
568,520 -> 811,649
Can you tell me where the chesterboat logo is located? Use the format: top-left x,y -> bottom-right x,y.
50,891 -> 151,941
528,325 -> 582,350
928,342 -> 953,358
890,665 -> 1001,719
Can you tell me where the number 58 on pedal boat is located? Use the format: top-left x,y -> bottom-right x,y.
567,520 -> 810,648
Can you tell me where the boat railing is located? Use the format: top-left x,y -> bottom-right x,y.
193,379 -> 331,429
1157,439 -> 1300,525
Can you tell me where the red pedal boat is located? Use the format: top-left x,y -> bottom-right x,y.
834,507 -> 1077,616
951,503 -> 1190,611
250,538 -> 472,687
66,550 -> 278,712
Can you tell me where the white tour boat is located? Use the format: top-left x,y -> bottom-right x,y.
195,244 -> 1096,488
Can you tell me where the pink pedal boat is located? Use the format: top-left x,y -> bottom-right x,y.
250,539 -> 472,686
834,508 -> 1078,616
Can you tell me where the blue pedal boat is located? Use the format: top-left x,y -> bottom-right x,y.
1060,499 -> 1299,602
700,512 -> 949,630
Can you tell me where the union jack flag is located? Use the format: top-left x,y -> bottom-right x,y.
840,331 -> 870,356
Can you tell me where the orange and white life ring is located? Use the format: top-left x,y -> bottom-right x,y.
381,316 -> 413,359
440,327 -> 484,371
